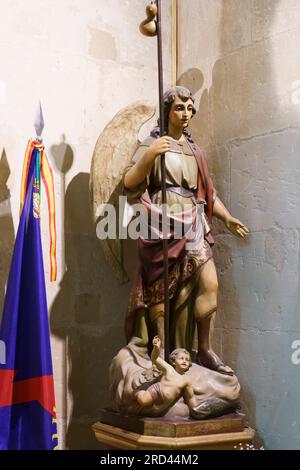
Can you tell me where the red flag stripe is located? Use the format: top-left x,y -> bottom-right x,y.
0,370 -> 56,417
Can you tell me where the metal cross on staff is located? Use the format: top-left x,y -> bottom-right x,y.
140,0 -> 170,363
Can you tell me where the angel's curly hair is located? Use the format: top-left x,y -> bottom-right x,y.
151,86 -> 196,142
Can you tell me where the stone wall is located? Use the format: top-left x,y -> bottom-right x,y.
0,0 -> 172,449
177,0 -> 300,450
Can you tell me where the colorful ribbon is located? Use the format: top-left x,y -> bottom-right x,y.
20,139 -> 57,282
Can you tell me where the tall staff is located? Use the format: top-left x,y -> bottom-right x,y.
140,0 -> 170,363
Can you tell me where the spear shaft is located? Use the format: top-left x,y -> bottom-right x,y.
140,0 -> 170,362
156,0 -> 170,364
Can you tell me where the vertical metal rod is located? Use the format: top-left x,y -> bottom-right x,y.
156,0 -> 169,363
171,0 -> 178,86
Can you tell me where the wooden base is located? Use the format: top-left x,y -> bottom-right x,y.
92,409 -> 255,450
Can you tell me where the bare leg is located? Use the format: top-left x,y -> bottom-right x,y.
194,259 -> 233,375
135,390 -> 154,407
197,315 -> 233,375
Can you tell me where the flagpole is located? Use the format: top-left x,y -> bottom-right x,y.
140,0 -> 170,363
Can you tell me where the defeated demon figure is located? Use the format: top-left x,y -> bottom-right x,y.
134,336 -> 231,419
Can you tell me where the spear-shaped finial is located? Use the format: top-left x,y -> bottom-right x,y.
34,101 -> 45,142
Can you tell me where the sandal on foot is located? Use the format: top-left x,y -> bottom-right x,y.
197,350 -> 234,376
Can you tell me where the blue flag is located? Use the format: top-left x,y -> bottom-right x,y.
0,140 -> 58,450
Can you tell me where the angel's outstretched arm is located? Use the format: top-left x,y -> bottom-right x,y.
213,197 -> 249,239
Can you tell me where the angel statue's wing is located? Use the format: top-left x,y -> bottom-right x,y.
89,101 -> 155,284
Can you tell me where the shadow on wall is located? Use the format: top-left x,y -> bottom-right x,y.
0,149 -> 15,323
50,169 -> 128,449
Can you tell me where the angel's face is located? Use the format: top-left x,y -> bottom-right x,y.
168,95 -> 194,131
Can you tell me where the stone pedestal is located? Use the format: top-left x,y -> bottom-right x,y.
92,409 -> 255,450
